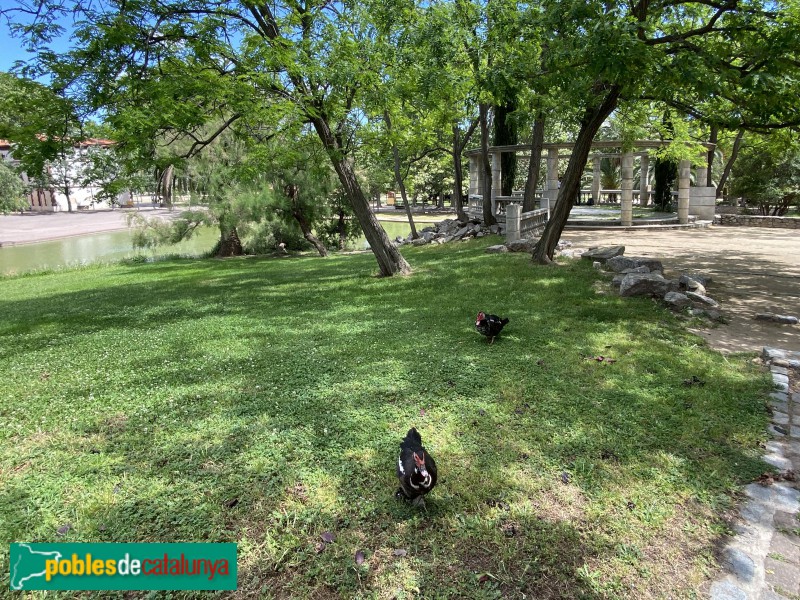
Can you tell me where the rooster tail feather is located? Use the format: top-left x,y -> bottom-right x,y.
501,318 -> 509,325
406,427 -> 422,444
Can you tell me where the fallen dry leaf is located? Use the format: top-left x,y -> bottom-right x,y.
320,531 -> 336,544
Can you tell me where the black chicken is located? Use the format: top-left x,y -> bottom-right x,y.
476,311 -> 509,344
396,427 -> 438,508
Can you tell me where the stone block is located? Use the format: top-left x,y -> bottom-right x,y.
581,246 -> 625,261
765,557 -> 800,593
619,273 -> 669,298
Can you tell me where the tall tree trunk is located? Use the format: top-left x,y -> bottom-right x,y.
479,103 -> 496,225
452,118 -> 478,222
716,129 -> 744,199
311,115 -> 411,276
707,125 -> 718,187
337,207 -> 347,250
452,124 -> 467,221
532,86 -> 620,264
285,183 -> 328,257
523,116 -> 545,212
216,225 -> 243,257
160,164 -> 175,209
653,158 -> 677,211
384,110 -> 418,240
493,101 -> 518,196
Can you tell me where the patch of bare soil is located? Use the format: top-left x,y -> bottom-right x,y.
563,226 -> 800,354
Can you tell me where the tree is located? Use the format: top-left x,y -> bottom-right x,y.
4,0 -> 411,275
0,161 -> 27,213
529,0 -> 800,263
0,71 -> 83,212
731,133 -> 800,216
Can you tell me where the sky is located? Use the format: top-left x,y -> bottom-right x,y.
0,5 -> 75,75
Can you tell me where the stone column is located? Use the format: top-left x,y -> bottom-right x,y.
545,148 -> 559,210
690,160 -> 715,221
678,159 -> 691,224
475,155 -> 484,201
506,203 -> 520,243
491,151 -> 502,216
468,155 -> 479,196
639,154 -> 649,206
621,153 -> 634,226
695,165 -> 708,187
592,156 -> 601,204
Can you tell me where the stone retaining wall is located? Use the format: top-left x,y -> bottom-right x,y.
714,214 -> 800,228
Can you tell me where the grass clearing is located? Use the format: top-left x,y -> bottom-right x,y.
0,237 -> 773,598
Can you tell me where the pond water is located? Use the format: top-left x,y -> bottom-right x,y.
0,217 -> 433,276
0,228 -> 219,276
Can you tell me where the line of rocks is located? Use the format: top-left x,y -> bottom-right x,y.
709,348 -> 800,600
394,218 -> 501,247
582,245 -> 725,321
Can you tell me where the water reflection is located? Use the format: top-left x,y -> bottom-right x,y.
0,218 -> 432,276
0,228 -> 218,276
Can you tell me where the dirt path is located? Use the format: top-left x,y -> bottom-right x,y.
0,208 -> 178,246
562,227 -> 800,354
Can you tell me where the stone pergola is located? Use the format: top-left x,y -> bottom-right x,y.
465,140 -> 717,225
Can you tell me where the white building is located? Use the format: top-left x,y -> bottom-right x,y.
0,138 -> 131,212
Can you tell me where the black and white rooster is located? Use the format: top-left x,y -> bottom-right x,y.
475,311 -> 509,344
396,427 -> 437,508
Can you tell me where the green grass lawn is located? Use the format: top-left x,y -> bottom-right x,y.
0,238 -> 772,598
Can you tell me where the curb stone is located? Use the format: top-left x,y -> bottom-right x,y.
709,349 -> 800,599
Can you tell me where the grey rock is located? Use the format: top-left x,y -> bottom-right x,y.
411,237 -> 428,246
593,261 -> 602,270
475,232 -> 485,238
619,273 -> 669,298
485,245 -> 509,254
420,226 -> 435,234
581,246 -> 625,261
709,580 -> 747,600
683,272 -> 713,286
686,291 -> 720,307
611,274 -> 625,289
606,256 -> 664,273
453,226 -> 471,240
722,547 -> 755,582
755,313 -> 799,325
703,309 -> 725,322
621,266 -> 651,274
506,239 -> 536,253
679,275 -> 706,295
471,223 -> 482,233
664,291 -> 692,310
489,224 -> 500,234
420,231 -> 436,242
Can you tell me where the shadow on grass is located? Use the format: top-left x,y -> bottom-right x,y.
0,239 -> 774,597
